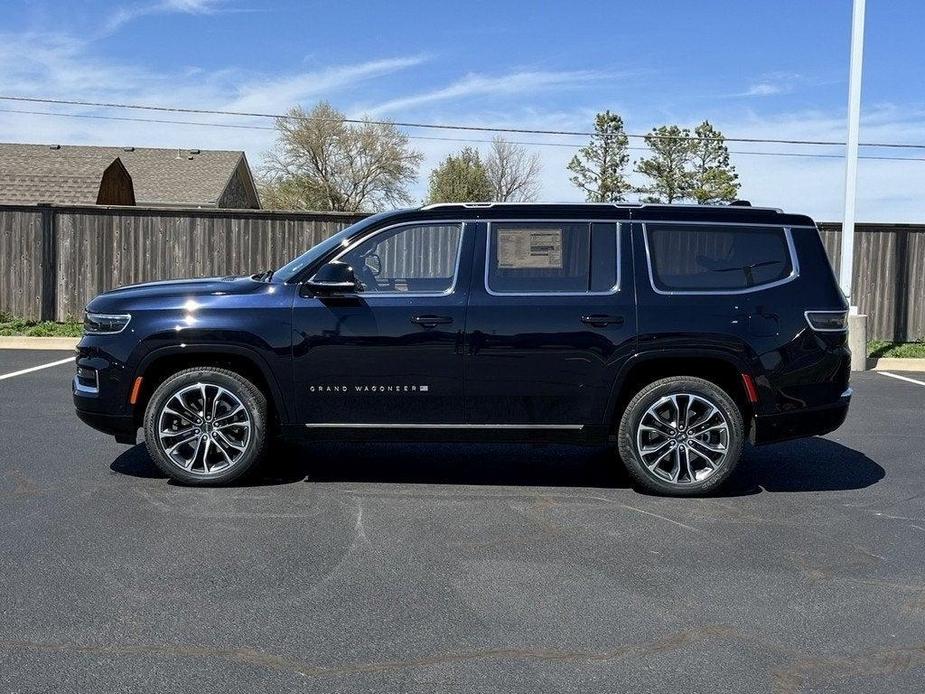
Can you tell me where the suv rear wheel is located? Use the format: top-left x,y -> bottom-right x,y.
617,376 -> 744,496
143,367 -> 267,485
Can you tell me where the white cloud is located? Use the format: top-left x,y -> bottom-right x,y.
366,70 -> 610,116
734,72 -> 804,98
104,0 -> 227,34
744,83 -> 786,97
226,56 -> 428,114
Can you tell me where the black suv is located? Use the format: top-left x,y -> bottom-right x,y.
74,202 -> 851,495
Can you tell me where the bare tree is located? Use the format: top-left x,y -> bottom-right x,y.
484,136 -> 542,202
259,102 -> 423,212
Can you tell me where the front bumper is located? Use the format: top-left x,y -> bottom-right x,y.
751,387 -> 852,445
74,407 -> 138,444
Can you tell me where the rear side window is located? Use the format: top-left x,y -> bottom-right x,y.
487,222 -> 618,294
645,224 -> 793,292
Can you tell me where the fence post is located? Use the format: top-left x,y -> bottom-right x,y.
39,204 -> 57,322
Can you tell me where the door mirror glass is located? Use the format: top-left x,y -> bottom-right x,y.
306,261 -> 358,294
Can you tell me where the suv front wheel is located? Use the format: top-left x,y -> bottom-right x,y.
143,367 -> 267,485
617,376 -> 744,496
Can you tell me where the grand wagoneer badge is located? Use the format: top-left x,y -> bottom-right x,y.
308,385 -> 429,393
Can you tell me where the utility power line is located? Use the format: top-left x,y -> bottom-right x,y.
3,106 -> 925,163
2,94 -> 925,151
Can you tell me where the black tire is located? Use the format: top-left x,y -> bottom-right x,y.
143,367 -> 267,485
617,376 -> 744,496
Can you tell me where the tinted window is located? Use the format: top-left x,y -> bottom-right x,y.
338,223 -> 462,294
487,222 -> 618,294
646,224 -> 793,292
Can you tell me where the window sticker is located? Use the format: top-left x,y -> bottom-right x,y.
497,229 -> 563,269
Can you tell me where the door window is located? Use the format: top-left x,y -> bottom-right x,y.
486,222 -> 618,294
645,224 -> 794,292
338,223 -> 463,295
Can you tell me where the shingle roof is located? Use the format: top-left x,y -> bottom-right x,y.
0,143 -> 248,207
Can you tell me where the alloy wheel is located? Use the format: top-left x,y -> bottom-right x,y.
635,393 -> 730,485
157,382 -> 252,475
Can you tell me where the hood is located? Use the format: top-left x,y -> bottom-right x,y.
86,275 -> 269,311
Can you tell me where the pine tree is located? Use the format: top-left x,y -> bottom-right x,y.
567,111 -> 631,202
635,125 -> 695,203
688,121 -> 740,204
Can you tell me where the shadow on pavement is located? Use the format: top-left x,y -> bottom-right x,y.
724,436 -> 885,495
111,435 -> 885,494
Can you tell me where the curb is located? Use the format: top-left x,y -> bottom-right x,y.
0,336 -> 79,350
869,357 -> 925,372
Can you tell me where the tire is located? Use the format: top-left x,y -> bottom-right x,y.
143,367 -> 267,485
617,376 -> 744,496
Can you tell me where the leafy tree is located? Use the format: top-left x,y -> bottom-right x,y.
485,136 -> 542,202
426,147 -> 493,203
635,125 -> 695,203
688,120 -> 740,204
259,101 -> 423,212
567,111 -> 631,202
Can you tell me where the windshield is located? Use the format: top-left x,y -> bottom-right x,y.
273,211 -> 397,283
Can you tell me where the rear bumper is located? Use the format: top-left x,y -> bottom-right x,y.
751,387 -> 852,445
75,408 -> 137,445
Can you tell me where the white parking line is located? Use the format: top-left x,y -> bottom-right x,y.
0,357 -> 74,381
879,371 -> 925,388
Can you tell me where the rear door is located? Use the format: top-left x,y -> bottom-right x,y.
464,219 -> 637,427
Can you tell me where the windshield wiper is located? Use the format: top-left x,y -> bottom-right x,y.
253,268 -> 275,282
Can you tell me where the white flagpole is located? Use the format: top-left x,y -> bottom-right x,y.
839,0 -> 866,309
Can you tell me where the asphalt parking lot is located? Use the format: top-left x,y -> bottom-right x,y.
1,349 -> 924,693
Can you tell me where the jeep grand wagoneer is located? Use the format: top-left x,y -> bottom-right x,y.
74,202 -> 851,495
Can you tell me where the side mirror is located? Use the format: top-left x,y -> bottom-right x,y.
306,260 -> 358,295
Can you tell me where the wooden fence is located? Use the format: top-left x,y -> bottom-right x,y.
817,223 -> 925,342
0,204 -> 365,323
0,204 -> 922,341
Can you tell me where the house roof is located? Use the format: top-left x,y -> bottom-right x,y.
0,143 -> 251,207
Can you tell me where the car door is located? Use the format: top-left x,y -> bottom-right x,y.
464,219 -> 637,427
291,220 -> 473,426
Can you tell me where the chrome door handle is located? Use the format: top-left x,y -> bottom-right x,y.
580,314 -> 624,327
411,315 -> 453,327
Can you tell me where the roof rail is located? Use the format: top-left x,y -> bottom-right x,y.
419,201 -> 785,212
419,201 -> 646,210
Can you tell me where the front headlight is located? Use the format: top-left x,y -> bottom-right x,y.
83,312 -> 132,335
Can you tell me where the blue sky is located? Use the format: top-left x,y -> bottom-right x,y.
2,0 -> 924,220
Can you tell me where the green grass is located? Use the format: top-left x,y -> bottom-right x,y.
868,340 -> 925,359
0,312 -> 83,337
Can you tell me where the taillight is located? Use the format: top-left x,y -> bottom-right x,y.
804,310 -> 848,332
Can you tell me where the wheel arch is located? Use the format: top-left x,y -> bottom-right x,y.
132,344 -> 289,427
606,350 -> 754,433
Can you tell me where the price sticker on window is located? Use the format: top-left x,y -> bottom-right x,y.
497,229 -> 563,269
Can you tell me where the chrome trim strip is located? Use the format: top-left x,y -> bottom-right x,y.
73,373 -> 99,395
804,310 -> 849,332
322,219 -> 467,299
304,423 -> 584,430
641,223 -> 801,296
483,219 -> 622,297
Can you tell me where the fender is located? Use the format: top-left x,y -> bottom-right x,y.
603,346 -> 756,425
133,342 -> 292,423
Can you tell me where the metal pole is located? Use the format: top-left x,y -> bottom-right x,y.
839,0 -> 866,308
